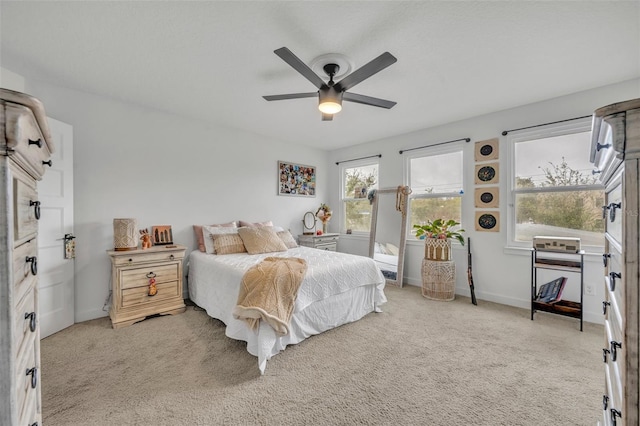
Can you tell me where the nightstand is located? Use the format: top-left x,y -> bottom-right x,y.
107,244 -> 186,328
298,233 -> 340,251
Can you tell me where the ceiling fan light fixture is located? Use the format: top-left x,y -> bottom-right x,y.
318,88 -> 343,114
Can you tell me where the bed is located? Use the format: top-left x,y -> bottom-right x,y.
188,245 -> 386,374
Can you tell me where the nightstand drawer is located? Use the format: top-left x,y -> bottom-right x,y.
314,236 -> 338,244
298,233 -> 340,250
316,243 -> 337,251
122,280 -> 180,308
113,249 -> 184,266
120,264 -> 179,290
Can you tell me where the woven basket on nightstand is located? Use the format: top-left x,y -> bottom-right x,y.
421,258 -> 456,301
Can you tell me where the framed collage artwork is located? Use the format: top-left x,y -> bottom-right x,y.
278,161 -> 316,197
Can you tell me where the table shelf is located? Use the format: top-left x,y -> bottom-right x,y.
531,249 -> 584,331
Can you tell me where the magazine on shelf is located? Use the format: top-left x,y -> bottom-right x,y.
536,277 -> 567,303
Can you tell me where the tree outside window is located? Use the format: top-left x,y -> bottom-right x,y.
510,123 -> 604,248
407,145 -> 464,235
341,162 -> 378,232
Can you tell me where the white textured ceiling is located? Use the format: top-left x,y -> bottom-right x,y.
1,1 -> 639,150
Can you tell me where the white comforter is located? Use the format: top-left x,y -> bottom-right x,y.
188,246 -> 386,374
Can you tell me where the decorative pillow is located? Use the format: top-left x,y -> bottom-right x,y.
277,230 -> 298,249
202,225 -> 240,254
237,226 -> 288,255
194,221 -> 236,252
238,220 -> 273,228
212,233 -> 247,255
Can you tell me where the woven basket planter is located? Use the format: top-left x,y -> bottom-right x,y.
424,238 -> 452,261
421,258 -> 456,301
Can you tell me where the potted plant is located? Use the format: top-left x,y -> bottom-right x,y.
413,219 -> 465,261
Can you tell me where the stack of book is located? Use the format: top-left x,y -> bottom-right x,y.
536,276 -> 567,303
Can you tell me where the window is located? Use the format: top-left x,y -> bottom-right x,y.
406,144 -> 464,235
508,119 -> 604,249
340,160 -> 378,233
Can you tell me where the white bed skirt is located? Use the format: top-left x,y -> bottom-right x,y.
188,248 -> 386,374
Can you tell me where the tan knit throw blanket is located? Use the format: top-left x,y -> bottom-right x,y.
232,257 -> 307,336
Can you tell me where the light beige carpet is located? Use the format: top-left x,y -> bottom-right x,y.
41,285 -> 602,425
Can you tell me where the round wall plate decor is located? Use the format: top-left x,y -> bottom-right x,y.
474,138 -> 499,162
474,162 -> 499,185
475,211 -> 500,232
474,187 -> 499,208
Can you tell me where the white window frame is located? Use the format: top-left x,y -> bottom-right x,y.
404,141 -> 465,239
339,158 -> 379,235
506,117 -> 604,251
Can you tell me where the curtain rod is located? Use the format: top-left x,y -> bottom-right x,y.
335,154 -> 381,165
399,138 -> 471,154
501,115 -> 591,136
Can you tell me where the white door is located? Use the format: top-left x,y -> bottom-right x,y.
38,118 -> 74,338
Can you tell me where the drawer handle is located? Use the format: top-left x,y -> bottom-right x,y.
28,138 -> 42,148
146,272 -> 157,296
602,204 -> 610,219
169,254 -> 174,260
596,142 -> 611,151
609,202 -> 621,222
26,256 -> 38,276
602,253 -> 611,267
25,311 -> 37,332
602,301 -> 610,315
611,408 -> 622,425
42,160 -> 53,167
30,423 -> 39,426
592,168 -> 601,175
603,394 -> 609,411
30,200 -> 41,220
602,348 -> 610,363
26,367 -> 38,389
610,340 -> 622,362
128,258 -> 133,263
609,272 -> 621,291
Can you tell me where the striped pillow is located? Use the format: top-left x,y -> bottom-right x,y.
212,233 -> 246,255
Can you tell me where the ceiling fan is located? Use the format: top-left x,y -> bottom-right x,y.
263,47 -> 397,121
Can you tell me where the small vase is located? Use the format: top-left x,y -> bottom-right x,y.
322,222 -> 328,233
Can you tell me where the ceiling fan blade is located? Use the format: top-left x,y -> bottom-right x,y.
274,47 -> 326,90
334,52 -> 397,92
263,92 -> 318,101
322,113 -> 333,121
343,92 -> 396,109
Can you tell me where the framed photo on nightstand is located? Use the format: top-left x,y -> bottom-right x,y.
151,225 -> 173,245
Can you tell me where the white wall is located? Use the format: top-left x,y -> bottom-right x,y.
6,65 -> 639,325
328,78 -> 640,325
0,67 -> 25,92
18,80 -> 329,322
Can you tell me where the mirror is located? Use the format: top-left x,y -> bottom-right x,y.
302,211 -> 316,235
368,186 -> 411,287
